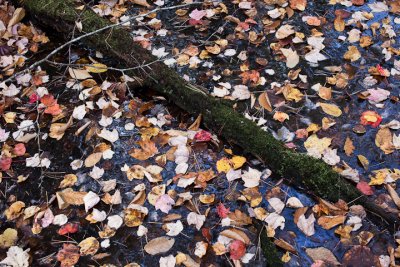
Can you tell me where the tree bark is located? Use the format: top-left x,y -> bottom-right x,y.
18,0 -> 398,234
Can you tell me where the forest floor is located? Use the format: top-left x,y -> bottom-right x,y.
0,0 -> 400,266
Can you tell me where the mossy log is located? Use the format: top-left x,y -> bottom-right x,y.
20,0 -> 398,240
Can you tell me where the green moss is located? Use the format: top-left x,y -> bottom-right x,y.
22,0 -> 399,228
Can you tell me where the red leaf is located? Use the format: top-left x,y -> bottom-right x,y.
357,181 -> 374,195
29,93 -> 40,103
194,130 -> 212,142
202,227 -> 212,242
13,143 -> 26,156
0,157 -> 12,171
229,240 -> 246,260
360,111 -> 382,128
188,19 -> 203,26
58,223 -> 79,235
377,64 -> 386,76
216,203 -> 230,218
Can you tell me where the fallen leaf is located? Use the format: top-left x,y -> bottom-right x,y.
318,103 -> 342,117
0,228 -> 18,249
229,240 -> 246,260
357,181 -> 374,195
375,128 -> 394,154
78,237 -> 99,256
306,247 -> 340,265
0,246 -> 30,267
57,244 -> 80,267
360,111 -> 382,128
344,46 -> 361,62
144,237 -> 175,255
344,137 -> 355,156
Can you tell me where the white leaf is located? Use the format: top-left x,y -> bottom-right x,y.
194,241 -> 208,258
264,212 -> 285,230
159,255 -> 176,267
83,191 -> 100,212
281,48 -> 299,68
89,166 -> 104,179
297,214 -> 315,236
0,246 -> 30,267
98,128 -> 119,143
286,197 -> 304,208
232,85 -> 250,100
53,214 -> 68,226
137,225 -> 148,237
165,220 -> 184,236
92,209 -> 107,222
72,104 -> 86,120
107,215 -> 123,229
241,167 -> 261,188
268,198 -> 285,214
187,212 -> 206,230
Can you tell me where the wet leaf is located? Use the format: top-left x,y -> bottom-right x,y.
357,181 -> 374,195
306,247 -> 340,265
342,245 -> 380,266
0,228 -> 18,249
144,237 -> 175,255
229,240 -> 246,260
344,137 -> 355,156
78,237 -> 99,256
56,244 -> 80,267
375,128 -> 394,154
318,102 -> 342,117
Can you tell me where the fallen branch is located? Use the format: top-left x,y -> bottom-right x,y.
17,0 -> 398,239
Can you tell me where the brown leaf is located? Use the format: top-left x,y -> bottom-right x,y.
84,152 -> 102,167
220,228 -> 250,245
306,247 -> 340,265
258,92 -> 272,112
375,128 -> 395,154
289,0 -> 307,11
144,237 -> 175,255
344,137 -> 355,156
57,244 -> 80,267
228,209 -> 252,226
342,245 -> 380,266
130,139 -> 159,160
317,215 -> 346,230
334,16 -> 345,32
351,0 -> 364,5
130,0 -> 150,7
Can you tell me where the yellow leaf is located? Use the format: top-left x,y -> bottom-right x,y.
357,155 -> 369,170
231,156 -> 246,169
282,85 -> 303,102
0,228 -> 18,249
85,63 -> 108,73
304,134 -> 331,156
59,174 -> 78,188
216,157 -> 232,173
318,102 -> 342,117
199,194 -> 215,204
78,237 -> 99,256
369,171 -> 386,186
282,251 -> 291,263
